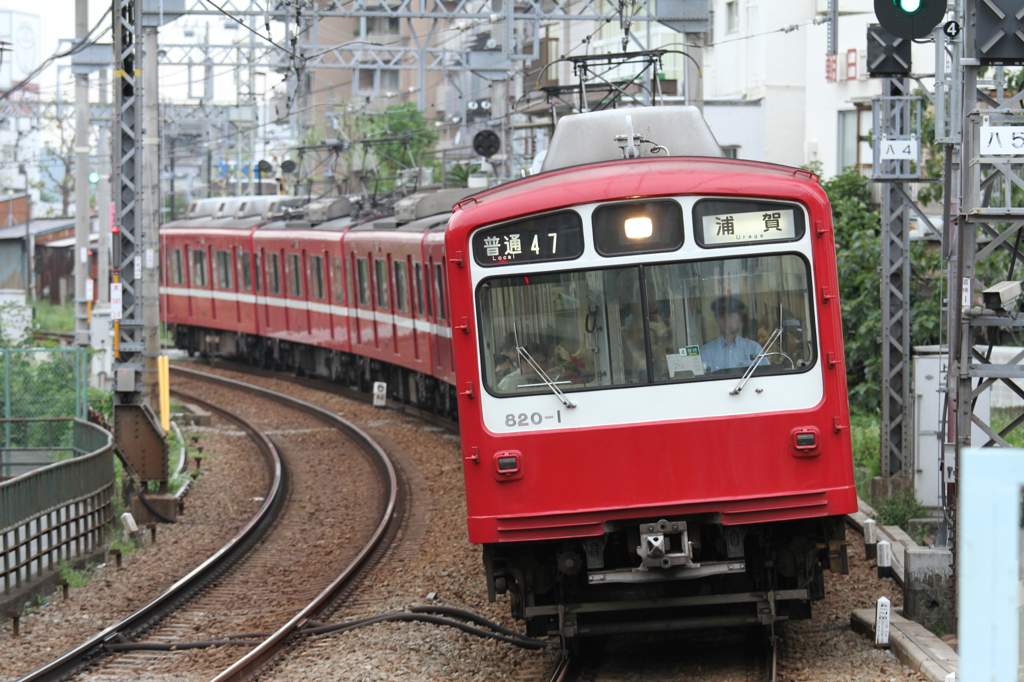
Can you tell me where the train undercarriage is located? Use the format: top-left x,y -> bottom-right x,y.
171,324 -> 459,421
483,515 -> 849,641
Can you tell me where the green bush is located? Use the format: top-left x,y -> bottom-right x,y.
850,411 -> 880,499
31,301 -> 74,333
875,488 -> 926,532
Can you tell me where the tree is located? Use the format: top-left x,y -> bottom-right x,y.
38,108 -> 76,218
362,103 -> 438,192
821,169 -> 945,413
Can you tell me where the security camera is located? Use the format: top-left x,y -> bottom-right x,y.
982,280 -> 1023,313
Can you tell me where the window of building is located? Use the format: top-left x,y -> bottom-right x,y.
722,146 -> 740,159
381,69 -> 399,91
216,250 -> 233,289
838,109 -> 858,173
394,260 -> 409,313
288,253 -> 303,297
192,248 -> 208,288
726,0 -> 739,34
375,258 -> 390,309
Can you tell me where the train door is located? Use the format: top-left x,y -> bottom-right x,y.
432,260 -> 452,373
330,254 -> 345,345
264,249 -> 286,333
191,244 -> 210,322
308,249 -> 331,343
166,246 -> 188,320
236,246 -> 255,331
372,256 -> 389,350
374,256 -> 396,353
394,255 -> 413,360
355,254 -> 373,348
214,248 -> 237,327
413,261 -> 429,363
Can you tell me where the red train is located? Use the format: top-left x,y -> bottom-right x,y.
162,106 -> 857,643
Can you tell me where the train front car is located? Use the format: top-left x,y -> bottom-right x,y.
446,107 -> 858,643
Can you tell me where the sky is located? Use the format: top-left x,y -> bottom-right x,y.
0,0 -> 288,106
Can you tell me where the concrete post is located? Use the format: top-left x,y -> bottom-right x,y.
97,70 -> 110,305
74,0 -> 90,347
141,28 -> 161,407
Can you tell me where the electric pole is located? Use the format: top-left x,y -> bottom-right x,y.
74,0 -> 90,346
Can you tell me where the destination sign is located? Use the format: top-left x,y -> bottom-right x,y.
701,208 -> 797,246
473,211 -> 584,267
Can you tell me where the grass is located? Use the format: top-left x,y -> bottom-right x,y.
875,487 -> 927,532
58,562 -> 92,588
989,408 -> 1024,447
31,301 -> 74,333
850,411 -> 880,500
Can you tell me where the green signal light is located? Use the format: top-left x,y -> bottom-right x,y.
897,0 -> 921,12
88,171 -> 99,184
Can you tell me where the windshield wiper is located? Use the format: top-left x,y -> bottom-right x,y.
514,325 -> 577,409
730,326 -> 782,396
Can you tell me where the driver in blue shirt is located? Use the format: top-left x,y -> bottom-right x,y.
700,295 -> 763,372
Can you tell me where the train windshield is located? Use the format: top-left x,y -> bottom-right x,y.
477,254 -> 815,397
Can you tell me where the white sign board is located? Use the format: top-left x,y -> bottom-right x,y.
145,248 -> 154,269
980,125 -> 1024,155
878,139 -> 918,161
110,283 -> 123,320
86,278 -> 93,301
667,346 -> 706,378
372,381 -> 387,407
874,596 -> 891,646
701,209 -> 797,246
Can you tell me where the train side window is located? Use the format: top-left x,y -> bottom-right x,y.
394,260 -> 409,313
254,251 -> 262,293
216,250 -> 232,289
357,258 -> 370,306
414,263 -> 425,316
170,249 -> 184,286
288,254 -> 302,297
332,256 -> 345,304
310,255 -> 326,300
240,252 -> 252,292
192,249 -> 208,287
267,253 -> 281,294
433,263 -> 447,321
374,258 -> 390,310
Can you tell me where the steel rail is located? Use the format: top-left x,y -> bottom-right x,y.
16,385 -> 284,682
170,366 -> 400,682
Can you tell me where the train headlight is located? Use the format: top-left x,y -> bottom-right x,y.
624,217 -> 653,239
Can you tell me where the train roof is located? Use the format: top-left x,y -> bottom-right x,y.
448,157 -> 826,235
540,106 -> 723,172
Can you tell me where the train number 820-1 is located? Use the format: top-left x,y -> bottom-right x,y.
506,412 -> 544,427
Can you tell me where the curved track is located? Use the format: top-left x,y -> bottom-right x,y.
17,367 -> 399,682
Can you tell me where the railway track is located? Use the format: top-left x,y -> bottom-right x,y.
545,631 -> 776,682
17,367 -> 400,682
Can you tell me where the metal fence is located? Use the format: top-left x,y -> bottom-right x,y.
0,419 -> 114,595
0,348 -> 88,479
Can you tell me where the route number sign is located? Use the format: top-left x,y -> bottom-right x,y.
878,139 -> 918,161
980,125 -> 1024,155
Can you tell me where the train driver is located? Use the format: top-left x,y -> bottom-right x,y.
497,332 -> 560,392
700,295 -> 763,373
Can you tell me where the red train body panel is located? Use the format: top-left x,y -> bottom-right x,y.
445,158 -> 857,545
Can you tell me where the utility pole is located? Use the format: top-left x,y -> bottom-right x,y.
74,0 -> 90,347
98,69 -> 110,305
141,27 -> 161,405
